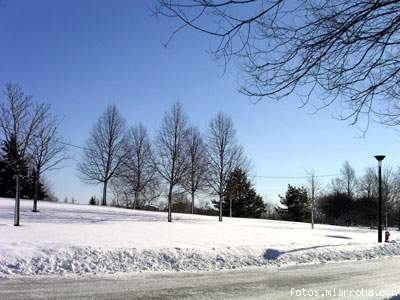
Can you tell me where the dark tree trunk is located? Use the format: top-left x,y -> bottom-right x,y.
102,180 -> 108,206
133,190 -> 138,209
32,172 -> 39,212
191,191 -> 195,214
168,185 -> 172,222
14,172 -> 20,226
219,191 -> 223,222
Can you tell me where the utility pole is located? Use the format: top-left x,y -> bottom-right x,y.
374,155 -> 385,243
311,173 -> 315,229
307,170 -> 318,229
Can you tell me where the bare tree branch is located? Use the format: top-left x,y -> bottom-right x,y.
156,0 -> 400,128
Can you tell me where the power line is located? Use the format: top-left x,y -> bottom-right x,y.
255,173 -> 340,179
0,124 -> 89,151
59,141 -> 88,151
255,168 -> 366,180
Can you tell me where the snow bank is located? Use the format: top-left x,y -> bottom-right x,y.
2,243 -> 400,276
1,199 -> 399,276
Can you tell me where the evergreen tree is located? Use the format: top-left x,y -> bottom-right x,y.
277,185 -> 310,222
213,168 -> 265,218
89,196 -> 97,205
0,136 -> 29,198
0,137 -> 46,199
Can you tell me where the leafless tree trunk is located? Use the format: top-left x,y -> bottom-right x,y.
0,83 -> 48,226
154,102 -> 188,222
30,113 -> 67,212
78,104 -> 127,206
115,123 -> 160,209
206,112 -> 246,222
156,1 -> 400,128
182,127 -> 208,214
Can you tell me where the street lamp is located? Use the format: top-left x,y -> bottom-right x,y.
374,155 -> 385,243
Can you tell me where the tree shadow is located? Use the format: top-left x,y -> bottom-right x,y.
0,202 -> 222,225
326,235 -> 352,240
264,245 -> 333,260
0,205 -> 170,225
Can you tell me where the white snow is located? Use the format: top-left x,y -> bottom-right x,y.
1,198 -> 400,276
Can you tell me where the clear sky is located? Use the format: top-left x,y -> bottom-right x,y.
1,0 -> 399,204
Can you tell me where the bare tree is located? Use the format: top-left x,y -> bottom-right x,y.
358,167 -> 376,199
78,104 -> 127,206
116,123 -> 160,209
340,161 -> 357,198
0,83 -> 48,225
30,113 -> 67,212
156,1 -> 400,128
110,181 -> 127,207
183,126 -> 208,214
206,112 -> 246,222
331,161 -> 357,197
357,166 -> 400,225
373,166 -> 400,219
359,166 -> 400,200
154,102 -> 188,222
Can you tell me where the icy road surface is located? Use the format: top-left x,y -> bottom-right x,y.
1,258 -> 400,300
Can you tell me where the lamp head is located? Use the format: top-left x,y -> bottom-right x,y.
375,155 -> 385,166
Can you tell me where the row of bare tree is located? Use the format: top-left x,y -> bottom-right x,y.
78,102 -> 248,222
0,83 -> 67,225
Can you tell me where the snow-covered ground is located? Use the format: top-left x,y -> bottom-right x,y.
1,198 -> 400,276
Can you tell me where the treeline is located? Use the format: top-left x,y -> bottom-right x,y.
3,83 -> 397,227
274,161 -> 400,228
79,102 -> 266,221
0,83 -> 265,222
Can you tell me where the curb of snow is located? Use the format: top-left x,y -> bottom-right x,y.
1,242 -> 400,276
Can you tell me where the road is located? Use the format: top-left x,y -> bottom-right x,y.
1,258 -> 400,300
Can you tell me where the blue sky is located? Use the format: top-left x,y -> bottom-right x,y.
1,0 -> 399,204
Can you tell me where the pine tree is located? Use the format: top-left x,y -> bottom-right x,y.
0,136 -> 29,198
0,137 -> 46,199
213,168 -> 265,218
89,196 -> 97,205
277,185 -> 310,222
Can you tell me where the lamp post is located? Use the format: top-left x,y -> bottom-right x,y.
374,155 -> 385,243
